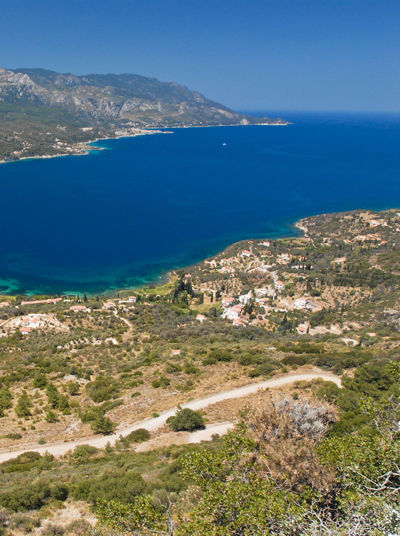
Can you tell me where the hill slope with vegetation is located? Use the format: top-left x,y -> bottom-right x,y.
0,208 -> 399,534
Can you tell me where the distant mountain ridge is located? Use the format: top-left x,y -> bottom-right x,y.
0,67 -> 282,127
0,67 -> 286,162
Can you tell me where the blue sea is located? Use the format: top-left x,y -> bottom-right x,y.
0,112 -> 399,295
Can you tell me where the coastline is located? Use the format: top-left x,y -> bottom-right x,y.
0,121 -> 288,166
0,207 -> 396,298
0,215 -> 306,298
0,128 -> 168,166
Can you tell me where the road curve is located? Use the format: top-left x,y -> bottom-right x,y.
0,371 -> 341,463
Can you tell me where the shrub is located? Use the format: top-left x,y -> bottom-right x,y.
152,375 -> 170,389
0,482 -> 50,511
33,373 -> 47,389
125,428 -> 150,443
4,433 -> 22,440
314,355 -> 338,370
15,391 -> 32,418
72,444 -> 99,464
165,362 -> 182,374
50,484 -> 69,501
168,408 -> 205,432
202,355 -> 217,365
281,354 -> 313,367
208,350 -> 234,362
64,520 -> 91,535
0,388 -> 13,417
91,415 -> 116,435
42,524 -> 65,536
316,381 -> 341,403
183,362 -> 199,375
46,410 -> 58,423
88,376 -> 119,402
80,406 -> 103,423
73,470 -> 147,504
67,382 -> 80,396
46,383 -> 60,408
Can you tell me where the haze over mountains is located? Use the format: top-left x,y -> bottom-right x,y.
0,67 -> 285,162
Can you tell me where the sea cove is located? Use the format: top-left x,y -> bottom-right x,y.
0,112 -> 399,295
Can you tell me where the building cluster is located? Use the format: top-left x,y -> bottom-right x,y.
3,313 -> 67,335
196,241 -> 331,333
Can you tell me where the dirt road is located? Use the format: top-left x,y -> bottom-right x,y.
0,371 -> 341,463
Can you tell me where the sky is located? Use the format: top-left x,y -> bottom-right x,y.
0,0 -> 399,111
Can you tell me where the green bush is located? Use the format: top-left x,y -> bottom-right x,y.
91,415 -> 116,435
72,444 -> 99,464
208,350 -> 233,362
152,375 -> 170,389
88,376 -> 119,402
316,381 -> 341,403
72,470 -> 147,504
168,408 -> 205,432
125,428 -> 150,443
15,391 -> 32,418
0,483 -> 50,511
80,406 -> 103,423
0,388 -> 13,417
50,484 -> 68,501
4,433 -> 22,440
33,373 -> 47,389
46,410 -> 58,423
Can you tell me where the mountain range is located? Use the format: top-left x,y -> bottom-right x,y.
0,67 -> 285,161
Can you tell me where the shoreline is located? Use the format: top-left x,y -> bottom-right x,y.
0,128 -> 168,166
0,214 -> 306,298
0,206 -> 395,298
0,121 -> 288,166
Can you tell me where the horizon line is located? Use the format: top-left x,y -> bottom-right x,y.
241,109 -> 400,114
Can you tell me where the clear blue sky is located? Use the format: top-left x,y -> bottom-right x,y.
1,0 -> 399,111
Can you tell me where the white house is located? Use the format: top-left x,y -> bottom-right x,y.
222,304 -> 243,320
239,291 -> 252,305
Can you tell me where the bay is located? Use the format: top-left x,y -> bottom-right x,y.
0,111 -> 399,294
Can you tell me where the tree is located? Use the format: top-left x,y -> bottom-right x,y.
179,424 -> 303,535
15,391 -> 32,417
33,372 -> 47,389
168,408 -> 205,432
91,415 -> 116,435
46,410 -> 58,423
46,383 -> 60,409
88,375 -> 118,402
0,388 -> 13,417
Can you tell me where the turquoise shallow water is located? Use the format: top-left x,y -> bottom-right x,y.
0,112 -> 399,295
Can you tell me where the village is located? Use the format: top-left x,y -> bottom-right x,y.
1,210 -> 399,345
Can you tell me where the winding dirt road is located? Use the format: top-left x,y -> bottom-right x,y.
0,371 -> 341,463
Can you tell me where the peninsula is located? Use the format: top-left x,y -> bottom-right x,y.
0,67 -> 287,163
